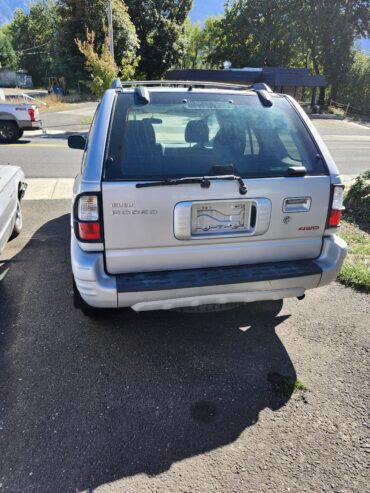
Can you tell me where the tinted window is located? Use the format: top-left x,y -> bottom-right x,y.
104,93 -> 326,180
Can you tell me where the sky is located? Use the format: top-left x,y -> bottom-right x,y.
189,0 -> 225,24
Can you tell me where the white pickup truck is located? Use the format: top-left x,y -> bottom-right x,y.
0,103 -> 42,143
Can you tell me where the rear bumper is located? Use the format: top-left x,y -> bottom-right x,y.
71,235 -> 347,311
18,120 -> 42,130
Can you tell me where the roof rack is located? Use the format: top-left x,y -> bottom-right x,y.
112,79 -> 252,91
110,79 -> 274,106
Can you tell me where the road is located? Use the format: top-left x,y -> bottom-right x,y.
313,119 -> 370,176
0,103 -> 96,179
0,110 -> 369,179
0,108 -> 369,492
0,200 -> 369,493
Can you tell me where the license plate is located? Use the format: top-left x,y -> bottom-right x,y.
191,201 -> 250,237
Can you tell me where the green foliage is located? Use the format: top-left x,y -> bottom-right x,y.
179,17 -> 224,69
338,213 -> 370,294
111,0 -> 139,65
294,0 -> 369,99
0,26 -> 17,69
340,224 -> 370,256
338,262 -> 370,293
206,0 -> 369,101
57,0 -> 139,87
120,49 -> 140,81
208,0 -> 306,69
125,0 -> 193,78
268,372 -> 308,396
76,29 -> 118,98
9,0 -> 59,86
344,171 -> 370,228
337,50 -> 370,113
3,0 -> 369,104
180,19 -> 203,69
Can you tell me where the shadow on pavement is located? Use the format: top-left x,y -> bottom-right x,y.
0,213 -> 295,492
0,139 -> 31,146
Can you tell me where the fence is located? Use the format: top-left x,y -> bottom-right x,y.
328,99 -> 366,116
5,92 -> 48,106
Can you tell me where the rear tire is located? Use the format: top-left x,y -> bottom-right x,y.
0,121 -> 21,144
73,277 -> 99,317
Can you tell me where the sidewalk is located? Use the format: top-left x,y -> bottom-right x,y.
24,175 -> 359,201
24,178 -> 74,200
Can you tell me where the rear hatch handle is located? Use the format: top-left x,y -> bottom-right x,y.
136,175 -> 248,195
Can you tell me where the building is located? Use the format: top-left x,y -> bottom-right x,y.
0,69 -> 33,89
166,67 -> 326,106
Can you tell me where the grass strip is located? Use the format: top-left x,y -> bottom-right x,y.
338,221 -> 370,293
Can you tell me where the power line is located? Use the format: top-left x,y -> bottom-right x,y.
18,42 -> 50,53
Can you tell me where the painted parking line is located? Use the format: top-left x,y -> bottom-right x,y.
24,179 -> 74,200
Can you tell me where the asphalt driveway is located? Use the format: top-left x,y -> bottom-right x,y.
0,201 -> 368,493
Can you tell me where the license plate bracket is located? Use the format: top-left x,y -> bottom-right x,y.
191,200 -> 251,237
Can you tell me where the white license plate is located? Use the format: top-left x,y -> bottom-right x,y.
191,201 -> 250,236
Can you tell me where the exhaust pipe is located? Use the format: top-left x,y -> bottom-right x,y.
297,294 -> 306,301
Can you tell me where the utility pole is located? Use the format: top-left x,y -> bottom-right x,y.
107,0 -> 114,59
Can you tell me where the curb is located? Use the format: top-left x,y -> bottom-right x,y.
309,114 -> 344,120
24,129 -> 88,137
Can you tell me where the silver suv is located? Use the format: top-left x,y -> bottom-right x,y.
69,80 -> 347,315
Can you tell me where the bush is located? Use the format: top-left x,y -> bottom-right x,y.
344,170 -> 370,229
76,29 -> 118,98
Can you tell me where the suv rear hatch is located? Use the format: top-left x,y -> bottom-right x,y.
101,90 -> 330,274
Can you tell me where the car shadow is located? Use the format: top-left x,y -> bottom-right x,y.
0,139 -> 31,145
0,213 -> 296,492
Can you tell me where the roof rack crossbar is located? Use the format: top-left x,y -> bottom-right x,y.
116,80 -> 252,91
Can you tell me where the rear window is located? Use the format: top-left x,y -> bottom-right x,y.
104,92 -> 326,180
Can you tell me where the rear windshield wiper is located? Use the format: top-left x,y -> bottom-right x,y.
136,175 -> 248,195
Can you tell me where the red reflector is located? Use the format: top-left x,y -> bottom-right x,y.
329,210 -> 342,227
28,108 -> 36,121
78,222 -> 101,240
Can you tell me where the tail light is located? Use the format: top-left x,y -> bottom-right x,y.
74,194 -> 102,242
28,108 -> 36,121
327,185 -> 345,228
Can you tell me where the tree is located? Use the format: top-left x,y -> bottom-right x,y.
76,29 -> 118,97
209,0 -> 370,101
179,17 -> 223,69
295,0 -> 370,100
0,26 -> 17,69
57,0 -> 139,87
208,0 -> 304,69
200,16 -> 225,68
9,1 -> 59,86
124,0 -> 193,78
337,49 -> 370,113
179,19 -> 203,69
